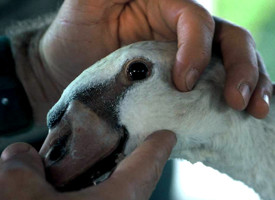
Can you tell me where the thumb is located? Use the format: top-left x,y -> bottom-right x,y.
1,142 -> 45,178
80,131 -> 177,200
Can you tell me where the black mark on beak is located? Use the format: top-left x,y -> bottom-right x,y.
47,104 -> 68,129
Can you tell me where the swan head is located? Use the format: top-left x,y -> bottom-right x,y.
40,41 -> 215,191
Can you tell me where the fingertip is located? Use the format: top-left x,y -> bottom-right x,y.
106,130 -> 177,200
238,83 -> 251,107
224,86 -> 269,118
145,130 -> 177,149
245,71 -> 272,118
173,60 -> 201,92
224,63 -> 258,111
185,68 -> 200,91
173,60 -> 189,92
1,143 -> 45,178
224,85 -> 248,111
246,92 -> 270,119
1,143 -> 37,162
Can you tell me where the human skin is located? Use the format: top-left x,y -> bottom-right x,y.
0,131 -> 176,200
36,0 -> 273,123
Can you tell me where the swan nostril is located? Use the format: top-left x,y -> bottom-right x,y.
48,144 -> 66,162
47,134 -> 69,163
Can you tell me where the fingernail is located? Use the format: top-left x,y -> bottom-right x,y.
186,68 -> 199,91
238,83 -> 250,107
1,143 -> 31,161
263,94 -> 270,106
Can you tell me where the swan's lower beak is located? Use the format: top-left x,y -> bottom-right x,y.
39,100 -> 127,191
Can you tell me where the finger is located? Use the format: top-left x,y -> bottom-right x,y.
158,0 -> 215,91
77,130 -> 176,200
214,18 -> 259,111
0,143 -> 56,200
1,143 -> 45,178
109,130 -> 176,199
246,53 -> 273,118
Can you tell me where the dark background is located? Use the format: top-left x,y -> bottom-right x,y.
0,0 -> 60,33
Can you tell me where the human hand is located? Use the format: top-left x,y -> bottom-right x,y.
0,130 -> 176,200
39,0 -> 272,118
213,17 -> 273,118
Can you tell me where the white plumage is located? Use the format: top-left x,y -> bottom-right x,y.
44,41 -> 275,199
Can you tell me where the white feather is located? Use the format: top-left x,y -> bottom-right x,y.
56,41 -> 275,200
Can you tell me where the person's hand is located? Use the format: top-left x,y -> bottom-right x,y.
38,0 -> 273,119
0,130 -> 176,200
213,18 -> 273,118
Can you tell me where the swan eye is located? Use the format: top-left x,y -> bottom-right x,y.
127,61 -> 149,81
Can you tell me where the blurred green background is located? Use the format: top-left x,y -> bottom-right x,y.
214,0 -> 275,80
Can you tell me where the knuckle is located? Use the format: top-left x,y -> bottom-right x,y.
185,2 -> 215,32
232,26 -> 256,47
232,63 -> 259,82
194,5 -> 215,30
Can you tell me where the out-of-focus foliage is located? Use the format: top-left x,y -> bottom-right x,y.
214,0 -> 275,80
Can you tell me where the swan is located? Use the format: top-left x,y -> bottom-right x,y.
40,41 -> 275,200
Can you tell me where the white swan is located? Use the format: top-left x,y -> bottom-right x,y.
40,41 -> 275,200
